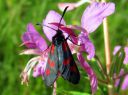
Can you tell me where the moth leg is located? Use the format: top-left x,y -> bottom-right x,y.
65,35 -> 82,46
65,34 -> 77,40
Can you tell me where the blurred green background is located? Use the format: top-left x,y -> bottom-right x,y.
0,0 -> 128,95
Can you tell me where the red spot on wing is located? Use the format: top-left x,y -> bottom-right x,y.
62,41 -> 68,52
45,69 -> 50,76
48,58 -> 51,63
70,66 -> 77,73
51,44 -> 55,54
50,61 -> 55,68
63,57 -> 71,65
48,59 -> 55,68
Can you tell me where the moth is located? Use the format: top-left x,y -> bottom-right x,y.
43,6 -> 80,86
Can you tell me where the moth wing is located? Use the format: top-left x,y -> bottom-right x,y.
58,41 -> 80,84
44,44 -> 59,86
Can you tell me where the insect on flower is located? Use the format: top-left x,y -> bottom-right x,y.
20,2 -> 115,93
43,6 -> 80,86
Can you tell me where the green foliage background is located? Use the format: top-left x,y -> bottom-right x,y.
0,0 -> 128,95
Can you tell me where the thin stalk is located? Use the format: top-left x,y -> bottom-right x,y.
101,0 -> 112,95
98,78 -> 108,84
95,55 -> 110,82
52,81 -> 57,95
103,13 -> 113,95
102,0 -> 111,76
103,17 -> 111,74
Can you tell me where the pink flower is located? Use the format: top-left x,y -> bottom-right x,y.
81,2 -> 115,33
113,45 -> 121,55
113,46 -> 128,90
113,46 -> 128,64
114,69 -> 128,90
114,69 -> 124,87
124,47 -> 128,64
121,75 -> 128,90
77,52 -> 97,93
58,1 -> 115,34
20,23 -> 48,85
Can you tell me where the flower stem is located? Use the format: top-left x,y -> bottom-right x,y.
101,0 -> 112,95
98,78 -> 108,84
103,13 -> 113,95
107,84 -> 114,95
103,18 -> 111,74
52,81 -> 57,95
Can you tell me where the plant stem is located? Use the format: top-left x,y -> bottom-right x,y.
107,84 -> 113,95
101,0 -> 112,95
52,81 -> 57,95
103,13 -> 113,95
103,18 -> 111,74
98,78 -> 108,84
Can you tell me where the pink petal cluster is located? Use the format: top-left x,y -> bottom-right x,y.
113,46 -> 128,90
113,46 -> 128,64
20,24 -> 49,85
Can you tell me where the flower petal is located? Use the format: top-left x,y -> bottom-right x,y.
20,56 -> 39,85
35,37 -> 48,51
43,11 -> 66,41
58,0 -> 90,11
22,23 -> 48,51
121,75 -> 128,90
114,69 -> 124,87
78,32 -> 95,60
33,50 -> 49,77
81,2 -> 115,33
67,40 -> 80,54
67,25 -> 88,34
77,52 -> 97,93
33,62 -> 46,77
22,23 -> 41,45
113,45 -> 121,55
22,32 -> 37,48
58,3 -> 76,12
27,23 -> 38,33
123,47 -> 128,64
20,49 -> 42,55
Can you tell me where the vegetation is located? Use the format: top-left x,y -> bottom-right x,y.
0,0 -> 128,95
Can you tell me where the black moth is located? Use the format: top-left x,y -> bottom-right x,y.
43,6 -> 80,86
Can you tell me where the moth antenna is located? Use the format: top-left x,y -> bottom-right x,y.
36,6 -> 68,32
43,24 -> 57,31
58,6 -> 69,30
36,23 -> 57,31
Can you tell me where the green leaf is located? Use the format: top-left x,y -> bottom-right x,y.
116,76 -> 124,93
88,57 -> 106,80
